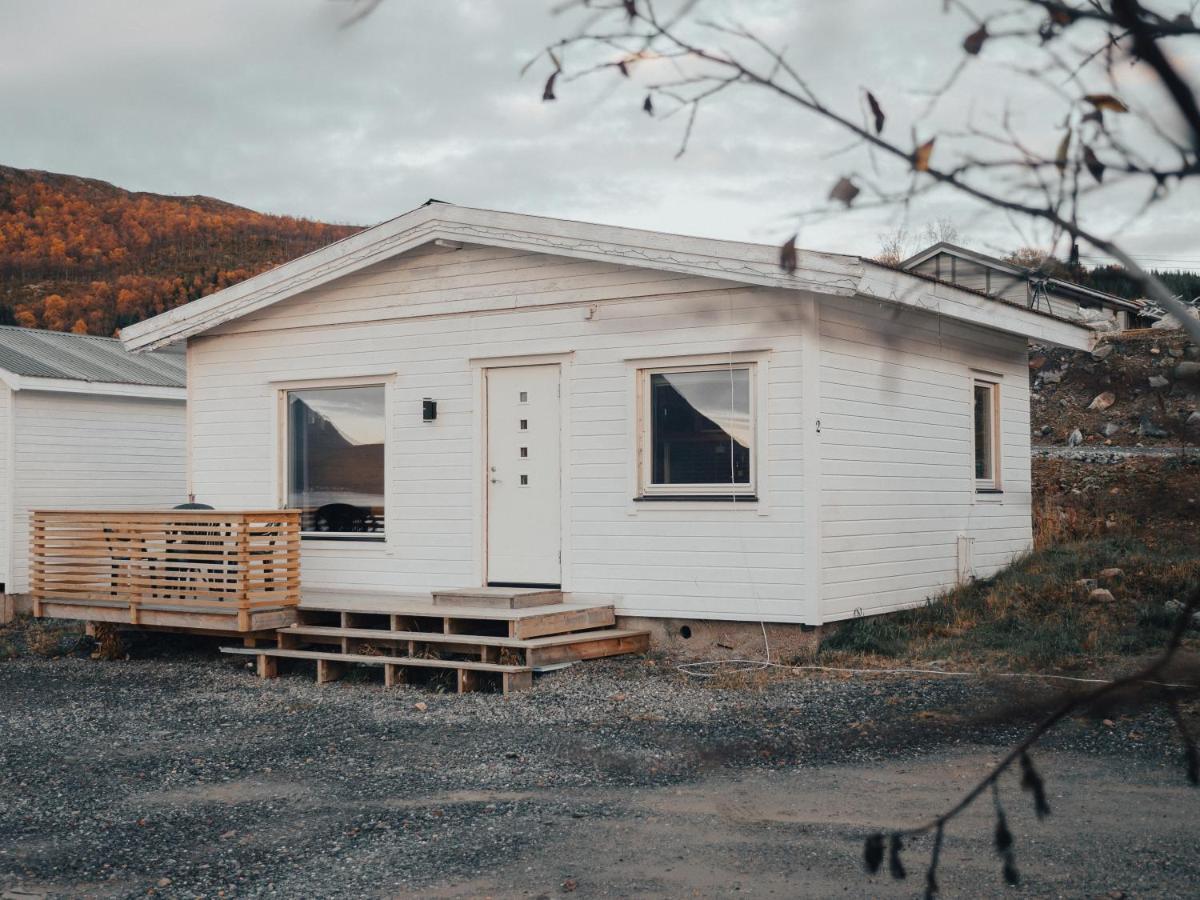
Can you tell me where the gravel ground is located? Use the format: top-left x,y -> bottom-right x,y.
1032,445 -> 1194,461
1,643 -> 1197,898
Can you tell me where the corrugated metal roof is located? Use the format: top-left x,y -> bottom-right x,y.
0,326 -> 185,388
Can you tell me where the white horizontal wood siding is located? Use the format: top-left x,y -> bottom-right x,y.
194,245 -> 814,622
8,391 -> 186,594
0,385 -> 10,588
817,294 -> 1032,621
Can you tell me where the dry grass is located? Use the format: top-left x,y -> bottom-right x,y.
820,533 -> 1200,671
820,456 -> 1200,672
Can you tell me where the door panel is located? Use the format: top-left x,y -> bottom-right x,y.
486,365 -> 561,585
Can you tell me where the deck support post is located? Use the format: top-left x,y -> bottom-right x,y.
384,663 -> 405,689
316,659 -> 346,684
457,669 -> 478,694
502,671 -> 533,694
256,654 -> 278,679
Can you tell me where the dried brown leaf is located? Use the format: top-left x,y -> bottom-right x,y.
963,25 -> 988,55
1083,145 -> 1106,182
1055,129 -> 1070,174
828,177 -> 861,207
913,138 -> 936,172
779,234 -> 798,274
1084,93 -> 1129,113
866,91 -> 885,134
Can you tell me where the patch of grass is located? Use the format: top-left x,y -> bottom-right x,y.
0,615 -> 87,659
820,535 -> 1200,670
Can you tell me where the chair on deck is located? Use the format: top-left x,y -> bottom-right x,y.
312,502 -> 378,534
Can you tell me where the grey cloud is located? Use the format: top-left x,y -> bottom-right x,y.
1,0 -> 1197,267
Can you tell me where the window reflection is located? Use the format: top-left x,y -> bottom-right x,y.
650,368 -> 751,486
287,385 -> 385,534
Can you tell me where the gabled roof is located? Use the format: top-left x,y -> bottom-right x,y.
900,242 -> 1141,312
0,326 -> 185,399
121,203 -> 1095,352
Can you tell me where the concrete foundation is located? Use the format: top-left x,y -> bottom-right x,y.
617,616 -> 822,661
1,593 -> 32,625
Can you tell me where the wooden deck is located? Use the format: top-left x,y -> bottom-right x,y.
30,510 -> 301,632
222,587 -> 649,694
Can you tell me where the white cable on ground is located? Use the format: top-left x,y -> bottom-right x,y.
675,657 -> 1193,690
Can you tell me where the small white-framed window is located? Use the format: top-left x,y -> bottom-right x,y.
284,383 -> 387,539
638,363 -> 755,497
972,378 -> 1001,492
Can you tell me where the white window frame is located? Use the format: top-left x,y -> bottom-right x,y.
972,376 -> 1002,493
637,361 -> 758,498
276,375 -> 392,542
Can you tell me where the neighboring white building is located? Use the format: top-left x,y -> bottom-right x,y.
901,242 -> 1145,331
121,203 -> 1093,626
0,327 -> 186,614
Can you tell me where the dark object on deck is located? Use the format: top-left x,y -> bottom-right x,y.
312,503 -> 378,533
173,502 -> 215,510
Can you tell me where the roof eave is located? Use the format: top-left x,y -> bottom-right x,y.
0,372 -> 186,400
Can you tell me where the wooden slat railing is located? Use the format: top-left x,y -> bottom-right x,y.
31,510 -> 301,630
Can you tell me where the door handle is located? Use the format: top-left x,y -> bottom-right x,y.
490,478 -> 501,484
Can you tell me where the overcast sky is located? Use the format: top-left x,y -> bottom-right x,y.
3,0 -> 1198,269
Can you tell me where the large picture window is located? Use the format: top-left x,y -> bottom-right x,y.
973,379 -> 1000,492
286,384 -> 386,537
641,364 -> 754,496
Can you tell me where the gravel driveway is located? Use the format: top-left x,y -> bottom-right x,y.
1,648 -> 1196,898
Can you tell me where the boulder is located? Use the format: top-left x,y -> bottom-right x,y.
1174,361 -> 1200,380
1148,374 -> 1170,389
1089,588 -> 1115,603
1076,578 -> 1099,595
1088,391 -> 1116,411
1188,411 -> 1200,428
1099,567 -> 1123,580
1067,428 -> 1084,447
1091,343 -> 1115,362
1101,422 -> 1121,438
1138,415 -> 1169,438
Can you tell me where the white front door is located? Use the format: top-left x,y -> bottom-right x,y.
486,364 -> 561,586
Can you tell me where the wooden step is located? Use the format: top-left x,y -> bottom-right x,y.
278,624 -> 650,666
220,646 -> 534,694
300,592 -> 615,639
432,587 -> 562,609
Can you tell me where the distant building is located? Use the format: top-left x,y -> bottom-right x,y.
901,242 -> 1145,331
0,326 -> 186,619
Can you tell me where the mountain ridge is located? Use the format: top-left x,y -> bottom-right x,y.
0,165 -> 362,336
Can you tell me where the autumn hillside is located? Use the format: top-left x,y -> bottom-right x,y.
0,165 -> 361,336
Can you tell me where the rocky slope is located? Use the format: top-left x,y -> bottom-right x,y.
1030,328 -> 1200,448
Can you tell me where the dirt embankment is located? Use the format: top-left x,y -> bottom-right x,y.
1030,328 -> 1200,447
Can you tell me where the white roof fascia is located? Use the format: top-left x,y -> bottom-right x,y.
0,371 -> 186,400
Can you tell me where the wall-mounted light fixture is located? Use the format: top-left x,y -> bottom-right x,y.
422,399 -> 437,422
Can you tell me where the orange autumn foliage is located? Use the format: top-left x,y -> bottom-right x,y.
0,165 -> 361,336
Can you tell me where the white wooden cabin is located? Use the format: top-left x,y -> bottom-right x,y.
0,327 -> 186,616
120,204 -> 1093,627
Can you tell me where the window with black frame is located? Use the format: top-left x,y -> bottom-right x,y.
643,366 -> 753,496
286,385 -> 386,537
